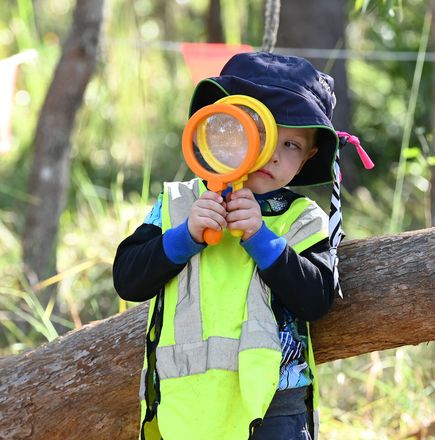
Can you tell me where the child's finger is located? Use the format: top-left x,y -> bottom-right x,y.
227,219 -> 248,230
226,208 -> 258,224
196,199 -> 227,218
200,191 -> 223,204
197,208 -> 227,229
226,209 -> 246,223
199,216 -> 226,231
226,197 -> 257,212
229,188 -> 255,200
227,216 -> 262,240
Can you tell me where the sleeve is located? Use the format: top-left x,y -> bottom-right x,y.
258,238 -> 335,322
113,223 -> 185,302
113,198 -> 205,302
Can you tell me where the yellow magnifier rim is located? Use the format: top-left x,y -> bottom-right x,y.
215,95 -> 277,172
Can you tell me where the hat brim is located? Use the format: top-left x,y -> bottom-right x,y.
189,78 -> 338,186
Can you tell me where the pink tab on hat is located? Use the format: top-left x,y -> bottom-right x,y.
336,131 -> 375,170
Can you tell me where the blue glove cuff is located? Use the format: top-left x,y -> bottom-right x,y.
163,219 -> 206,264
241,222 -> 287,270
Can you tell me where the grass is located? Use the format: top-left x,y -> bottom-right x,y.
319,344 -> 434,439
0,167 -> 150,355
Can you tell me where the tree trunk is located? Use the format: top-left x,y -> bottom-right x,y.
275,0 -> 361,191
22,0 -> 105,287
430,0 -> 435,226
207,0 -> 224,43
1,229 -> 434,440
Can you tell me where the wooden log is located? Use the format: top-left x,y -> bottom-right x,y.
0,228 -> 434,440
311,227 -> 435,362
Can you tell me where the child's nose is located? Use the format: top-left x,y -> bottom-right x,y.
271,147 -> 280,163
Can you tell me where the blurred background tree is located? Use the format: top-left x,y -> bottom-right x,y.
0,0 -> 433,438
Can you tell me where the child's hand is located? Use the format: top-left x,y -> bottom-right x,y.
188,191 -> 227,243
226,189 -> 262,241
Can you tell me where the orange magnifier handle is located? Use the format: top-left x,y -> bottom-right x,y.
203,228 -> 223,245
182,103 -> 260,245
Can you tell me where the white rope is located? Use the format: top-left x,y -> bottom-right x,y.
261,0 -> 281,53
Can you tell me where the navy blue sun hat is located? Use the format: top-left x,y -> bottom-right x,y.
189,51 -> 339,186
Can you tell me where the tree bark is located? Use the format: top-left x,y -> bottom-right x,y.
311,228 -> 434,362
1,228 -> 434,440
22,0 -> 105,286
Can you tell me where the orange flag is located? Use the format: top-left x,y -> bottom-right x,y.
180,43 -> 253,85
0,50 -> 37,153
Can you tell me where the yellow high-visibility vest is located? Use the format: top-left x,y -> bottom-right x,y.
140,178 -> 327,440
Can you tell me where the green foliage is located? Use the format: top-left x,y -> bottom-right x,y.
0,0 -> 433,436
353,0 -> 404,19
343,0 -> 433,234
319,344 -> 434,439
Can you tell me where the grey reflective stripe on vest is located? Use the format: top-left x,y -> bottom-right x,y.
283,201 -> 328,249
174,255 -> 202,344
139,181 -> 203,401
240,271 -> 280,352
155,180 -> 281,380
313,409 -> 320,440
166,179 -> 200,228
157,336 -> 239,379
166,180 -> 204,344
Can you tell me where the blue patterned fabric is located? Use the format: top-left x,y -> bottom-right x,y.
144,194 -> 163,227
277,308 -> 311,390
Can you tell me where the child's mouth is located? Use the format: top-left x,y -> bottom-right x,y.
256,168 -> 273,178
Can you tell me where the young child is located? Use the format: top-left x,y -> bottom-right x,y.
113,52 -> 339,440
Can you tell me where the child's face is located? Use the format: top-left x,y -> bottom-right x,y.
244,126 -> 318,194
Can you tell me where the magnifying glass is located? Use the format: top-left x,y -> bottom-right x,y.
198,95 -> 278,240
182,96 -> 277,244
182,103 -> 261,244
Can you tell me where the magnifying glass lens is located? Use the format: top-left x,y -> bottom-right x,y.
195,112 -> 249,169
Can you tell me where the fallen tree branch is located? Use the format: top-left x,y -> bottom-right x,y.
311,227 -> 434,362
0,228 -> 434,440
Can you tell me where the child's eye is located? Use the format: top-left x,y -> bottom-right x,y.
284,141 -> 301,150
